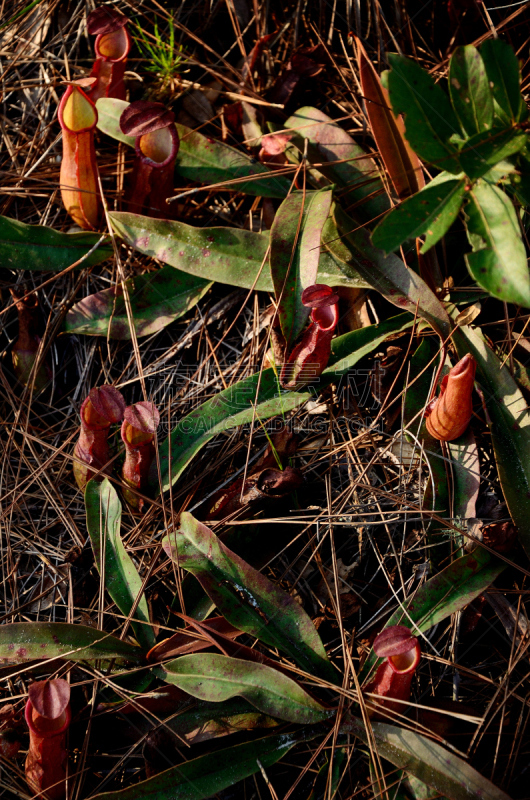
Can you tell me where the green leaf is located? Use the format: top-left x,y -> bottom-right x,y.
452,320 -> 530,559
0,622 -> 143,663
110,212 -> 358,293
163,513 -> 335,682
270,189 -> 333,345
90,730 -> 313,800
480,38 -> 527,124
0,215 -> 112,271
448,46 -> 493,136
458,127 -> 527,181
464,181 -> 530,306
360,548 -> 504,683
110,211 -> 273,291
330,204 -> 452,338
387,54 -> 462,174
371,173 -> 466,255
344,717 -> 512,800
96,98 -> 291,198
65,264 -> 211,340
96,98 -> 136,146
157,653 -> 330,723
85,479 -> 155,651
447,430 -> 480,520
284,106 -> 389,220
149,314 -> 414,493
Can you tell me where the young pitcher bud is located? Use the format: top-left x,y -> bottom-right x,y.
58,78 -> 100,230
74,385 -> 126,489
10,288 -> 50,392
280,284 -> 339,390
425,353 -> 476,441
121,401 -> 160,511
25,679 -> 71,800
364,625 -> 421,717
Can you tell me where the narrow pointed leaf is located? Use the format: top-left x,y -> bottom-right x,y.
344,717 -> 512,800
96,98 -> 291,197
109,211 -> 353,292
448,46 -> 493,136
458,127 -> 527,181
465,182 -> 530,306
270,188 -> 333,345
85,478 -> 155,650
157,653 -> 330,723
284,105 -> 389,219
447,430 -> 480,520
452,320 -> 530,558
149,314 -> 414,493
329,204 -> 451,338
0,215 -> 111,271
65,264 -> 211,339
480,38 -> 527,123
90,730 -> 314,800
371,173 -> 466,254
357,37 -> 423,199
360,548 -> 504,682
387,54 -> 462,174
163,512 -> 335,681
0,622 -> 143,663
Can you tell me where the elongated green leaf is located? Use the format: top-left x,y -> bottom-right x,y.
0,622 -> 143,663
448,430 -> 480,520
0,215 -> 112,271
452,321 -> 530,558
110,211 -> 272,291
96,98 -> 291,198
96,98 -> 135,146
157,653 -> 329,723
465,181 -> 530,306
85,479 -> 155,651
110,211 -> 357,293
387,54 -> 461,174
65,264 -> 211,339
149,314 -> 413,493
284,106 -> 388,219
163,513 -> 335,681
344,717 -> 512,800
270,189 -> 332,345
330,204 -> 451,338
459,127 -> 527,181
449,46 -> 493,136
480,39 -> 527,124
91,730 -> 313,800
371,173 -> 466,255
361,548 -> 504,682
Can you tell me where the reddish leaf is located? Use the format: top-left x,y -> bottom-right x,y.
356,37 -> 424,199
28,680 -> 70,721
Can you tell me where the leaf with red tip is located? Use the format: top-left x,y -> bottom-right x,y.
356,37 -> 423,199
28,680 -> 70,720
120,101 -> 175,137
163,512 -> 335,682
